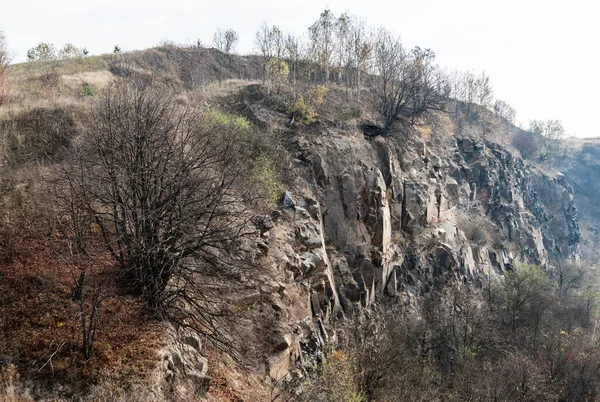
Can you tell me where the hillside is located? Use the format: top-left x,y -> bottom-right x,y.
0,38 -> 599,402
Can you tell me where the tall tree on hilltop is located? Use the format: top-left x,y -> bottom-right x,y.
373,28 -> 408,130
350,17 -> 372,104
213,28 -> 239,54
255,22 -> 284,93
373,29 -> 447,130
285,33 -> 304,101
309,9 -> 335,82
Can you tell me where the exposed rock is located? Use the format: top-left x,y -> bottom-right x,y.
272,333 -> 292,353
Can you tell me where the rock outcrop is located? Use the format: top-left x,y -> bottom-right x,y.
239,97 -> 581,386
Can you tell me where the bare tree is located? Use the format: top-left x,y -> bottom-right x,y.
309,9 -> 335,82
334,12 -> 352,88
213,28 -> 239,54
285,33 -> 304,101
62,79 -> 264,351
372,28 -> 408,131
405,47 -> 448,122
349,17 -> 371,104
493,99 -> 516,124
0,30 -> 11,105
530,119 -> 566,164
475,70 -> 493,108
372,29 -> 446,131
254,22 -> 283,93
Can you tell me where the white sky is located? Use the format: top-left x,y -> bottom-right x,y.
2,0 -> 598,137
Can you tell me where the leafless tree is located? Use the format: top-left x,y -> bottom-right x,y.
553,260 -> 584,300
0,30 -> 11,105
255,22 -> 284,93
309,9 -> 335,82
530,119 -> 566,164
372,29 -> 446,131
61,79 -> 264,351
372,28 -> 408,131
334,12 -> 352,89
405,47 -> 448,122
213,28 -> 239,54
285,33 -> 304,101
513,130 -> 540,159
493,99 -> 516,123
475,70 -> 493,108
349,17 -> 371,104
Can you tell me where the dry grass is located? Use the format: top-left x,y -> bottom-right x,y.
0,169 -> 165,399
7,55 -> 111,82
0,365 -> 32,402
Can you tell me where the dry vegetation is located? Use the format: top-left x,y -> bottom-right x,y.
0,9 -> 591,401
0,33 -> 295,399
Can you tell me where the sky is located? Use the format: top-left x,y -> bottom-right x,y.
1,0 -> 598,137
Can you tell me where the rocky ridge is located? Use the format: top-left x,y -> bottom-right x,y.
251,114 -> 581,383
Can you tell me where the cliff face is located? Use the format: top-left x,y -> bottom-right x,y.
253,110 -> 581,380
562,140 -> 600,262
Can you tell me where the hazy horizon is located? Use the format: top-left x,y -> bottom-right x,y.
2,0 -> 598,138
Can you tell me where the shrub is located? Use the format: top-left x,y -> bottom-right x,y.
201,109 -> 251,132
458,214 -> 491,246
513,130 -> 540,160
60,82 -> 266,355
0,364 -> 31,402
287,85 -> 328,125
251,155 -> 284,207
81,82 -> 94,97
38,69 -> 61,90
301,349 -> 364,402
288,96 -> 317,124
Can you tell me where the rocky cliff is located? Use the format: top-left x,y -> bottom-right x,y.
244,105 -> 581,383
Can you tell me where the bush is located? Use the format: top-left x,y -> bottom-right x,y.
287,85 -> 328,125
458,214 -> 491,246
300,349 -> 364,402
288,96 -> 317,124
251,155 -> 284,207
81,82 -> 94,97
513,130 -> 540,160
